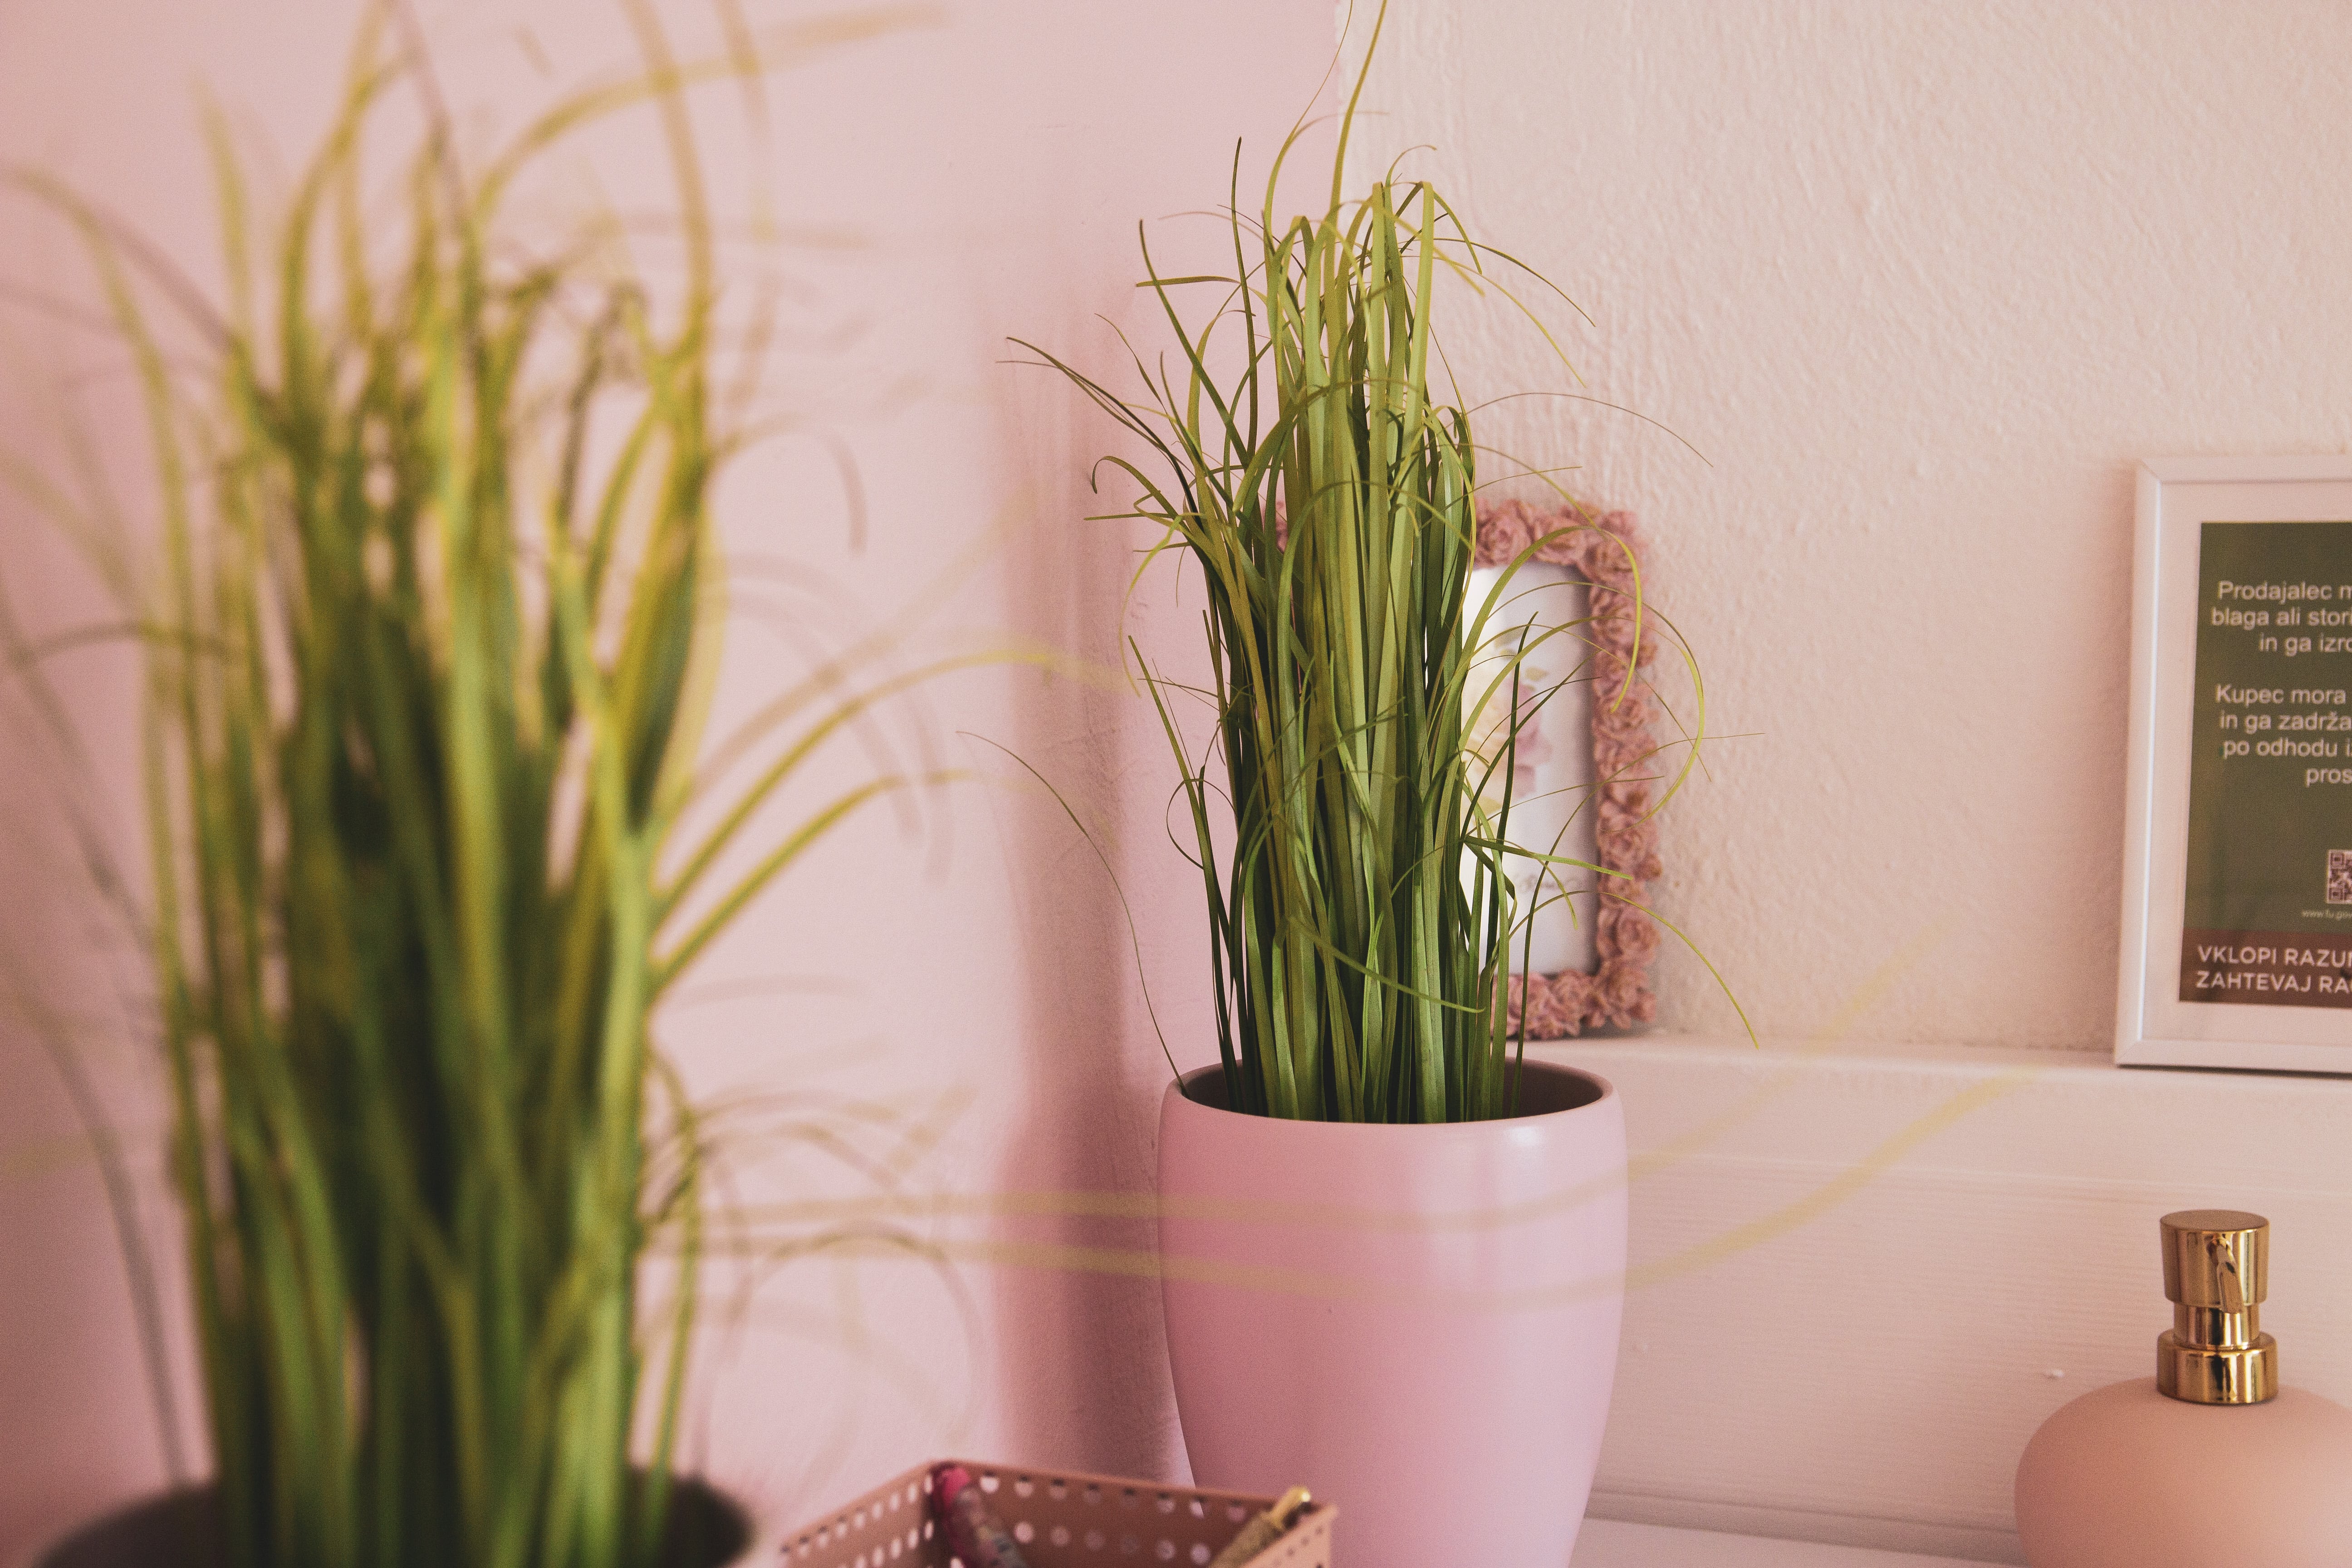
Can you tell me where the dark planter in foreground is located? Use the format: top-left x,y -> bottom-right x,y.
29,1478 -> 751,1568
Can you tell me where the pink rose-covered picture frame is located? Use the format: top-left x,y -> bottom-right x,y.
1475,499 -> 1666,1039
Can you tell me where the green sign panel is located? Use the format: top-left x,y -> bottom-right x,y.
2182,519 -> 2352,1007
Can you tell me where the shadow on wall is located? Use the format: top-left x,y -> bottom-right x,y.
953,0 -> 1340,1487
978,185 -> 1193,1479
988,441 -> 1183,1479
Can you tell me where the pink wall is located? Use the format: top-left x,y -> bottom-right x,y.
0,1 -> 1331,1555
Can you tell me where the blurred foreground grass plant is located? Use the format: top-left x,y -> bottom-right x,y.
1021,0 -> 1706,1123
3,5 -> 958,1564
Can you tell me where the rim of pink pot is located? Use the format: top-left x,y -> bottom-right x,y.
1168,1058 -> 1615,1137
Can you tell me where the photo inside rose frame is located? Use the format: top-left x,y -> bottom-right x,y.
1466,560 -> 1599,977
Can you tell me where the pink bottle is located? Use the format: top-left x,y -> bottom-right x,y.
2014,1210 -> 2352,1567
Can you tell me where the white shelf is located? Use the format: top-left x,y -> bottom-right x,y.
1526,1033 -> 2352,1563
1575,1519 -> 1993,1567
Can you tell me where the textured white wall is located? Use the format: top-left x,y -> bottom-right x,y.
1335,6 -> 2352,1557
1348,0 -> 2352,1051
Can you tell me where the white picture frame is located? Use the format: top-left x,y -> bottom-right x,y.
2118,455 -> 2352,1072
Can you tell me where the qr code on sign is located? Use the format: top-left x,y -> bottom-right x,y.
2331,851 -> 2352,905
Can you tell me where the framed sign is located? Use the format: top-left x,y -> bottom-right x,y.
2119,456 -> 2352,1071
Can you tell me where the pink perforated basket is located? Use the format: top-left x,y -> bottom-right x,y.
778,1461 -> 1333,1568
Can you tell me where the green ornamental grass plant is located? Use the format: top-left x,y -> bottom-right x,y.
1023,4 -> 1699,1124
4,7 -> 954,1566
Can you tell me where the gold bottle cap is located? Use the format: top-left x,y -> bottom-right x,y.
2156,1210 -> 2278,1405
2161,1209 -> 2267,1308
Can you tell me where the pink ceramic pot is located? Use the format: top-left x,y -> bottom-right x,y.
1156,1060 -> 1626,1568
